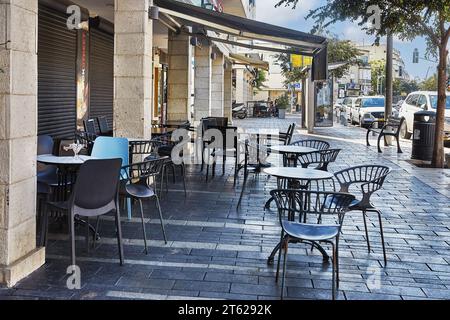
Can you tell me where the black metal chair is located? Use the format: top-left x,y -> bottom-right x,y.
75,131 -> 97,155
120,158 -> 168,254
290,139 -> 330,150
270,189 -> 355,300
37,135 -> 58,246
206,125 -> 238,181
267,123 -> 296,149
44,159 -> 124,266
296,149 -> 342,171
334,165 -> 391,266
151,133 -> 187,197
235,140 -> 263,209
84,119 -> 98,136
96,116 -> 113,136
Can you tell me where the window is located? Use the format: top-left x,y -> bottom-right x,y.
406,94 -> 418,106
361,97 -> 385,108
417,95 -> 427,109
429,95 -> 450,109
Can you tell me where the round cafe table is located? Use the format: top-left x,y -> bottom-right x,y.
263,167 -> 336,265
269,145 -> 317,167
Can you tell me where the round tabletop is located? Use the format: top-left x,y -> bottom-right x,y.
270,145 -> 317,154
263,167 -> 334,180
37,154 -> 96,166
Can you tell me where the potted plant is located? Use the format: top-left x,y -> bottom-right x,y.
276,94 -> 290,119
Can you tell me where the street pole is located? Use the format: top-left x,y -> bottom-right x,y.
385,30 -> 393,145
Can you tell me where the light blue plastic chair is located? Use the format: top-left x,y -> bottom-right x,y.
91,137 -> 132,219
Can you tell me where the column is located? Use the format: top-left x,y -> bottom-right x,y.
235,68 -> 245,104
193,45 -> 211,122
211,51 -> 224,117
0,0 -> 45,287
114,0 -> 153,139
167,32 -> 191,121
223,61 -> 233,121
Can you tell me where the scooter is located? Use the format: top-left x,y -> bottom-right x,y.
232,103 -> 247,119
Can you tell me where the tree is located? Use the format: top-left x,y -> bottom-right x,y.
276,38 -> 362,86
420,74 -> 438,91
252,69 -> 267,90
393,79 -> 420,96
370,59 -> 386,95
276,0 -> 450,168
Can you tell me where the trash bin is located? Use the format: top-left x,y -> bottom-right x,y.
411,111 -> 436,161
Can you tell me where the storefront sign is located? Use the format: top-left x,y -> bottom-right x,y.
290,54 -> 313,68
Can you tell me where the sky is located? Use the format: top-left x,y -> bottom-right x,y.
255,0 -> 440,81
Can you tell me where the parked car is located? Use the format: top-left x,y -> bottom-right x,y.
342,97 -> 358,122
398,91 -> 450,146
350,96 -> 386,128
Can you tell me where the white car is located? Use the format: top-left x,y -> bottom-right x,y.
350,96 -> 386,127
398,91 -> 450,145
341,97 -> 358,122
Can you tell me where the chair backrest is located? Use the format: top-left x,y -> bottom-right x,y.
72,159 -> 122,214
96,116 -> 111,135
38,135 -> 54,155
291,139 -> 330,151
121,157 -> 168,184
91,137 -> 130,178
297,149 -> 341,171
84,119 -> 98,135
270,189 -> 355,227
334,165 -> 391,204
286,123 -> 296,145
129,140 -> 159,156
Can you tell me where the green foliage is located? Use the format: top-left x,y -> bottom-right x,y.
276,94 -> 291,109
420,74 -> 438,91
370,59 -> 386,94
393,78 -> 420,96
253,69 -> 267,90
276,38 -> 362,86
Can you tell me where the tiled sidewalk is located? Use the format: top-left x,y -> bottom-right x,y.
1,115 -> 449,300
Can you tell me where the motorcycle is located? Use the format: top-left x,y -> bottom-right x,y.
232,103 -> 247,119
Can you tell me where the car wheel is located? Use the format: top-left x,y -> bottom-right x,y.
400,120 -> 411,139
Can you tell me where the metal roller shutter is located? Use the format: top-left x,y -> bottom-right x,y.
89,28 -> 114,127
38,4 -> 77,139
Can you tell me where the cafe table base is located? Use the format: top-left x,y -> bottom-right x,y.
267,237 -> 330,265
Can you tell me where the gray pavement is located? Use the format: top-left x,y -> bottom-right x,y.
1,115 -> 449,300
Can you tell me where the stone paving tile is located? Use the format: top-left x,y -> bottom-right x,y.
2,115 -> 449,300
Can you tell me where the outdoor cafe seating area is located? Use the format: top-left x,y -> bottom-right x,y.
35,118 -> 392,300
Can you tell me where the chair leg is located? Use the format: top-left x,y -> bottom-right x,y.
115,204 -> 124,266
233,156 -> 238,186
94,216 -> 101,246
264,197 -> 274,210
366,129 -> 371,146
280,238 -> 289,300
222,155 -> 226,176
377,134 -> 383,153
362,210 -> 371,252
396,136 -> 403,153
336,238 -> 340,289
375,209 -> 387,266
138,199 -> 149,254
39,198 -> 49,247
70,212 -> 76,267
236,171 -> 248,209
331,241 -> 337,300
155,195 -> 168,244
85,217 -> 90,254
181,164 -> 187,198
275,231 -> 284,283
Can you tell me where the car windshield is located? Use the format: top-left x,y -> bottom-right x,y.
429,95 -> 450,109
361,98 -> 385,108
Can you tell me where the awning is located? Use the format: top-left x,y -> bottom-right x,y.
152,0 -> 328,81
229,53 -> 269,71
